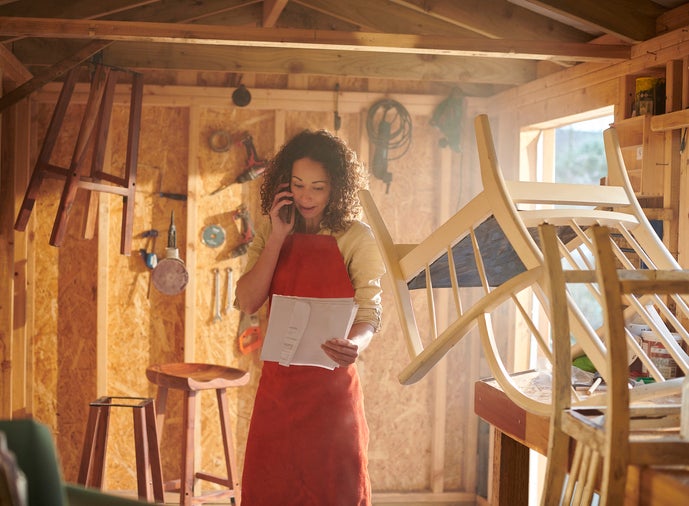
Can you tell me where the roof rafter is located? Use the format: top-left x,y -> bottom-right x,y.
263,0 -> 289,27
0,17 -> 631,62
513,0 -> 665,42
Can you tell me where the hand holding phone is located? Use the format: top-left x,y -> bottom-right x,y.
279,199 -> 293,223
278,181 -> 293,223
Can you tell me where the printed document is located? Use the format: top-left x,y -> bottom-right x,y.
261,295 -> 358,369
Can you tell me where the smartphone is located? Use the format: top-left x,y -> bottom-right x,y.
278,178 -> 293,223
279,200 -> 293,223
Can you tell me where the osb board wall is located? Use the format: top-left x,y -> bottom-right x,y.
21,83 -> 489,497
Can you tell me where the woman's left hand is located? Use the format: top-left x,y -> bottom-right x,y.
322,338 -> 359,367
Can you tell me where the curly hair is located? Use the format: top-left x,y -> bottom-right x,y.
260,129 -> 368,233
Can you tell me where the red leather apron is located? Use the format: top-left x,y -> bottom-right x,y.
241,234 -> 371,506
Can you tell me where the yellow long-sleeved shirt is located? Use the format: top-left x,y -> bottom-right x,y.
244,219 -> 386,331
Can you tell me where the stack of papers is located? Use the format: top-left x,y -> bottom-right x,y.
261,295 -> 358,369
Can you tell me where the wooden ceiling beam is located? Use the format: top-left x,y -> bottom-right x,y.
0,0 -> 163,19
0,40 -> 111,112
0,43 -> 32,85
0,17 -> 630,62
294,0 -> 477,37
12,39 -> 536,86
388,0 -> 591,42
513,0 -> 665,43
96,0 -> 259,24
263,0 -> 289,27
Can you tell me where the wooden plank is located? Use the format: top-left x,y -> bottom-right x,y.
650,108 -> 689,131
262,0 -> 287,27
298,0 -> 478,37
371,491 -> 476,503
17,38 -> 533,86
34,83 -> 447,116
430,144 -> 452,494
0,17 -> 631,62
0,73 -> 15,418
184,105 -> 200,362
0,44 -> 31,84
511,0 -> 662,42
0,40 -> 111,113
678,55 -> 689,268
96,144 -> 112,397
5,95 -> 33,417
663,59 -> 684,258
389,0 -> 590,42
491,428 -> 529,506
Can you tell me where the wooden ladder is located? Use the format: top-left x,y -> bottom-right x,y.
14,63 -> 144,255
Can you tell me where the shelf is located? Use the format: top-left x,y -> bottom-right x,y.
650,109 -> 689,132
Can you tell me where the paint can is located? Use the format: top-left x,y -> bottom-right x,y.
640,330 -> 684,378
633,77 -> 665,116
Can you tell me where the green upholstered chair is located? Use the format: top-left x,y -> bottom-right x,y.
0,419 -> 151,506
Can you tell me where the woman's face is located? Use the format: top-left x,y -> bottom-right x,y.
290,157 -> 331,226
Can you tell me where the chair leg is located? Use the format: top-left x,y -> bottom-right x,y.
50,65 -> 111,247
144,399 -> 165,503
14,67 -> 79,232
132,404 -> 151,501
181,390 -> 197,506
153,386 -> 168,447
216,388 -> 241,505
78,397 -> 111,489
119,72 -> 144,255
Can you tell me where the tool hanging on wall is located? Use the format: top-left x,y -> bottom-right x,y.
210,134 -> 266,196
138,229 -> 158,298
213,268 -> 222,322
157,170 -> 187,201
138,229 -> 159,269
201,224 -> 226,248
208,130 -> 233,153
366,98 -> 412,193
333,83 -> 342,132
151,211 -> 189,295
430,88 -> 463,152
225,267 -> 233,314
230,205 -> 255,257
238,312 -> 262,355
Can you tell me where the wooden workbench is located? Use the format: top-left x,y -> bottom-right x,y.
474,374 -> 689,505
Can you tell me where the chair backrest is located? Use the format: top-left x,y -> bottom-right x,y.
360,113 -> 689,417
539,222 -> 689,505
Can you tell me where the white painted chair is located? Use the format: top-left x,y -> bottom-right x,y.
360,113 -> 689,417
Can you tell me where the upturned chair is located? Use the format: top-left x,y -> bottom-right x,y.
539,223 -> 688,506
360,113 -> 689,417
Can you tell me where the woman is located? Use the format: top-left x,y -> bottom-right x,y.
235,129 -> 385,505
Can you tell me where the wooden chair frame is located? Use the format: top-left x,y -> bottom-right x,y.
360,113 -> 689,416
539,223 -> 688,506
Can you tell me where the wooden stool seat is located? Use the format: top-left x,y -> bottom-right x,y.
146,363 -> 249,506
78,396 -> 164,503
146,362 -> 249,391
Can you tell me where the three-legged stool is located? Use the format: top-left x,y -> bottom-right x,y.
146,363 -> 250,506
78,396 -> 164,502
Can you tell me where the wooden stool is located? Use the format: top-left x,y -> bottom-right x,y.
14,63 -> 143,254
146,363 -> 250,506
78,396 -> 164,502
